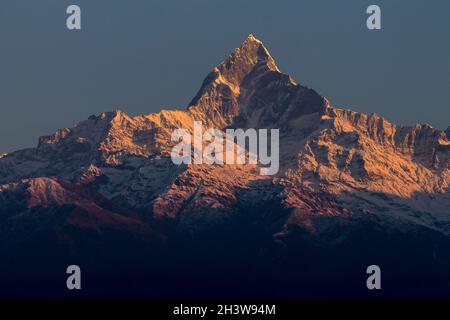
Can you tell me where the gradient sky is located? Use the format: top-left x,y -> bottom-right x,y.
0,0 -> 449,152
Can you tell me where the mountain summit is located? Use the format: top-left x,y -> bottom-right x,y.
191,34 -> 280,101
0,35 -> 449,298
213,34 -> 280,86
188,34 -> 325,129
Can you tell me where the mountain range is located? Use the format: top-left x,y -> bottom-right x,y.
1,35 -> 449,299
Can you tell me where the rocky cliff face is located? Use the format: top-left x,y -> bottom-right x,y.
0,35 -> 449,298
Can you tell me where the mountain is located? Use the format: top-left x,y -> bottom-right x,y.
0,35 -> 449,299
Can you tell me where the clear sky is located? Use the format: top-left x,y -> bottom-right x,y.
0,0 -> 449,152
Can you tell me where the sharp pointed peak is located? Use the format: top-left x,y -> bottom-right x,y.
243,34 -> 263,45
235,34 -> 276,65
188,34 -> 282,107
217,34 -> 280,81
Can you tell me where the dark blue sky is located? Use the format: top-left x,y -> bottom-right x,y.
0,0 -> 449,152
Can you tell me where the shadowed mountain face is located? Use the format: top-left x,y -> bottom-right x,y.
0,35 -> 450,299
